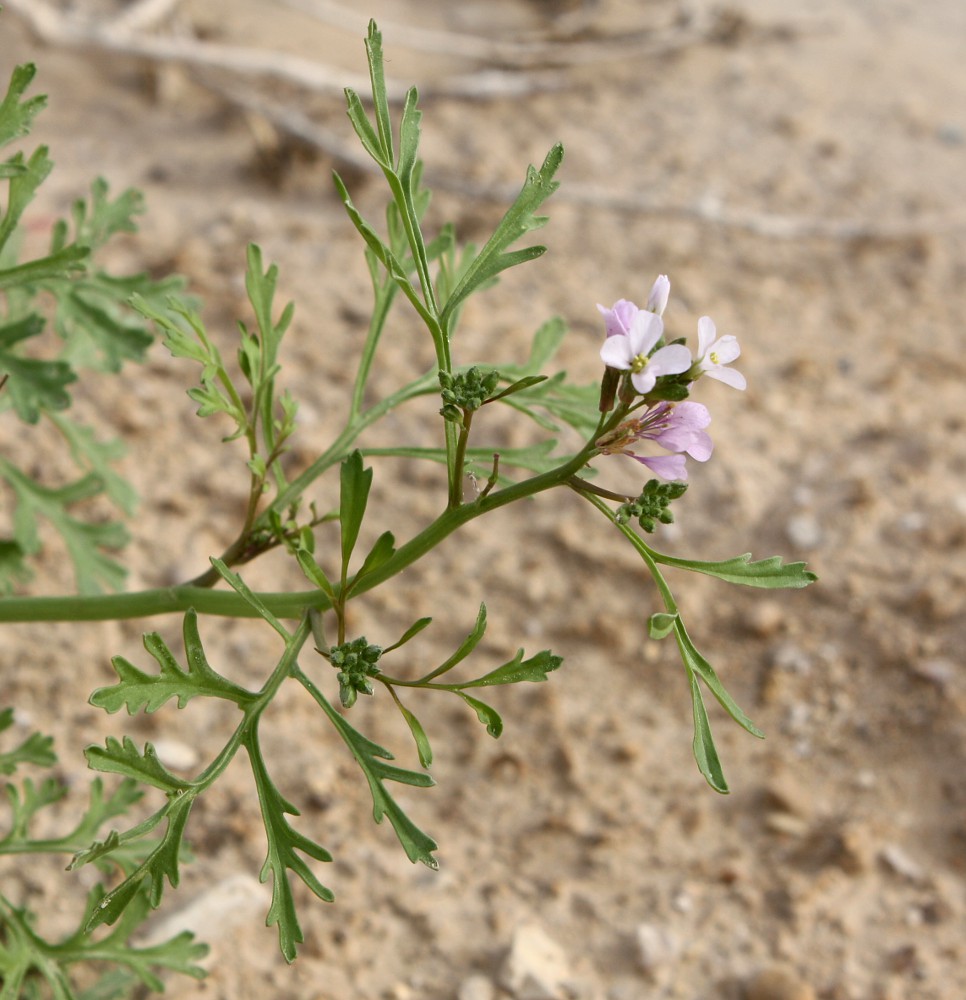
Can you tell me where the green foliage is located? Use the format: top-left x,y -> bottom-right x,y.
0,711 -> 206,995
0,18 -> 818,995
0,62 -> 187,595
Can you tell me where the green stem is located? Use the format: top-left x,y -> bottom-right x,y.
0,443 -> 602,624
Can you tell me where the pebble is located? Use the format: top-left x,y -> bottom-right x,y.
151,737 -> 200,772
500,923 -> 571,1000
635,922 -> 679,972
137,873 -> 270,950
786,514 -> 822,550
878,843 -> 925,883
744,964 -> 816,1000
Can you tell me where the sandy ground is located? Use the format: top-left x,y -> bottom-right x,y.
1,1 -> 965,998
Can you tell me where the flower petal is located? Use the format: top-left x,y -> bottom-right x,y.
646,275 -> 670,316
649,343 -> 692,376
710,333 -> 741,364
627,310 -> 664,356
598,299 -> 639,338
697,316 -> 717,356
600,334 -> 633,370
634,453 -> 688,481
705,366 -> 747,390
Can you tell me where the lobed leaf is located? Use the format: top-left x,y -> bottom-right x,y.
459,648 -> 562,688
85,737 -> 191,793
655,551 -> 818,589
90,609 -> 254,715
247,732 -> 334,962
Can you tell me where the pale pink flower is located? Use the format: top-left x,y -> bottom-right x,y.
599,311 -> 692,395
646,274 -> 670,316
694,316 -> 746,389
596,401 -> 712,481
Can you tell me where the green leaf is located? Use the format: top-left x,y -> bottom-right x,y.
332,171 -> 434,326
417,603 -> 487,682
363,20 -> 394,165
0,457 -> 128,594
395,700 -> 433,768
486,375 -> 548,404
210,558 -> 289,639
460,648 -> 562,688
672,618 -> 763,740
339,450 -> 372,575
0,145 -> 53,253
81,794 -> 193,929
455,692 -> 503,739
648,612 -> 678,640
685,669 -> 728,794
247,731 -> 333,962
654,551 -> 818,589
90,609 -> 254,715
440,143 -> 563,325
350,530 -> 396,593
85,737 -> 192,793
48,414 -> 137,514
296,547 -> 337,601
297,673 -> 438,868
0,708 -> 56,774
0,243 -> 88,289
0,63 -> 46,148
383,615 -> 433,654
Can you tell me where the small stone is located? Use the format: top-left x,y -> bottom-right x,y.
786,514 -> 822,549
137,874 -> 270,950
634,922 -> 679,972
500,923 -> 571,1000
879,843 -> 925,883
458,975 -> 495,1000
151,738 -> 200,772
745,601 -> 785,638
744,964 -> 816,1000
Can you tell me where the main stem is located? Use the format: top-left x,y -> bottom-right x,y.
0,444 -> 602,624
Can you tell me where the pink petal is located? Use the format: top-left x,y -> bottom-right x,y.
646,275 -> 670,316
634,453 -> 688,481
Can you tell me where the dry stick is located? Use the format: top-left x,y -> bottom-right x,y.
9,0 -> 963,240
109,0 -> 183,35
4,0 -> 566,101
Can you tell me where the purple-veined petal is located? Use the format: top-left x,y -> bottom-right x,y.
633,453 -> 688,481
597,299 -> 640,338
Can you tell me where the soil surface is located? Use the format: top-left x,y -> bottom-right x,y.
2,2 -> 965,999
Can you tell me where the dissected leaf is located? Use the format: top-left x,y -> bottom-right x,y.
459,648 -> 562,688
297,672 -> 438,868
90,609 -> 254,715
440,143 -> 563,325
85,737 -> 191,793
0,63 -> 46,148
247,731 -> 333,962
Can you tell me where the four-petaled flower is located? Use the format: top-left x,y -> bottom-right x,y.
599,311 -> 692,395
597,401 -> 712,481
694,316 -> 746,389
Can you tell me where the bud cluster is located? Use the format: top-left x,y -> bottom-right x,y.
329,637 -> 383,708
616,480 -> 688,533
439,367 -> 500,424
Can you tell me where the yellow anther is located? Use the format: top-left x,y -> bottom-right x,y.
631,354 -> 649,374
